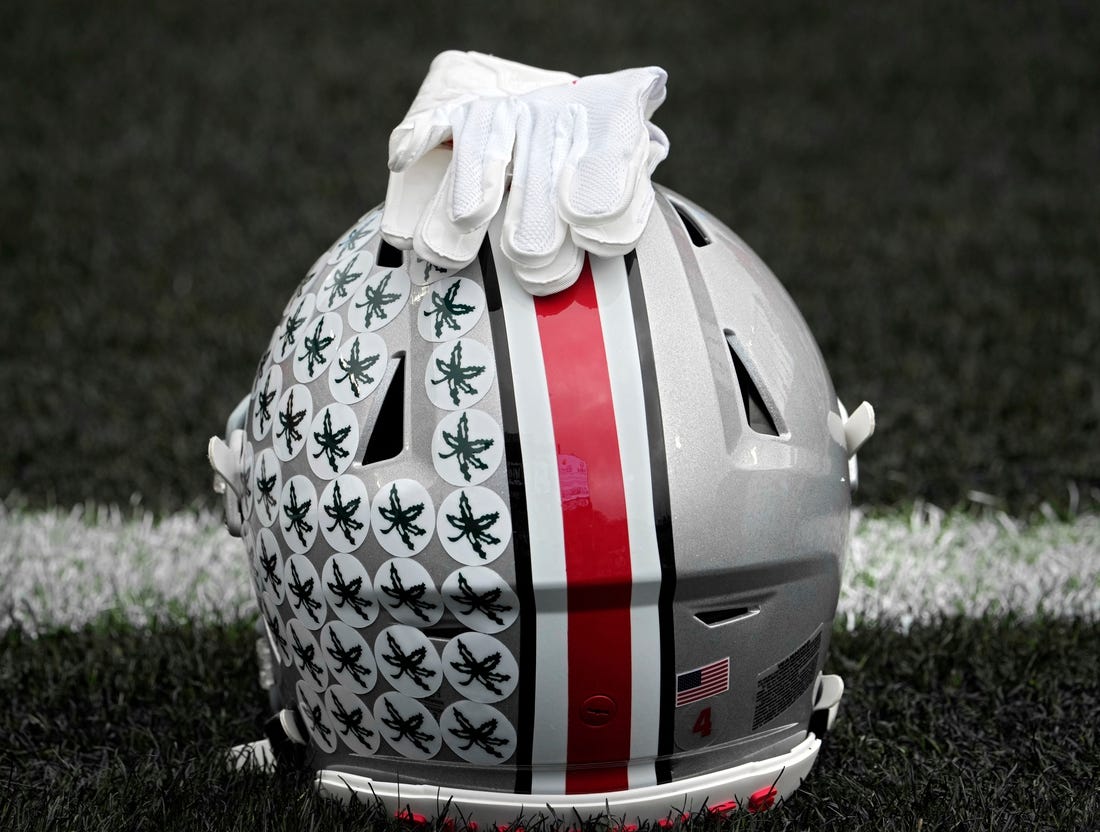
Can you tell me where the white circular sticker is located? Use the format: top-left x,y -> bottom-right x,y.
437,486 -> 511,565
317,250 -> 373,313
279,475 -> 318,554
441,633 -> 519,703
374,558 -> 444,627
409,253 -> 453,286
260,590 -> 292,667
374,624 -> 443,698
284,554 -> 327,630
252,449 -> 282,528
307,403 -> 360,479
293,311 -> 343,383
326,685 -> 380,755
432,409 -> 504,486
296,681 -> 338,753
320,621 -> 377,694
440,701 -> 517,764
348,268 -> 410,333
251,363 -> 282,441
322,553 -> 378,628
239,442 -> 254,522
424,338 -> 495,411
328,332 -> 386,404
374,692 -> 441,760
319,475 -> 371,553
273,384 -> 313,463
371,479 -> 435,557
327,209 -> 381,266
417,277 -> 486,342
254,527 -> 286,603
287,619 -> 328,691
442,567 -> 519,634
275,294 -> 316,363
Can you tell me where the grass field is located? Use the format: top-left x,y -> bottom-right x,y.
2,1 -> 1098,829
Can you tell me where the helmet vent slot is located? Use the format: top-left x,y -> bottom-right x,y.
695,606 -> 759,627
376,240 -> 405,268
423,622 -> 466,643
725,334 -> 781,436
672,202 -> 710,247
362,353 -> 406,464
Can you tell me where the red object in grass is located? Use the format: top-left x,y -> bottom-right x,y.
656,812 -> 692,828
747,785 -> 778,813
708,800 -> 739,816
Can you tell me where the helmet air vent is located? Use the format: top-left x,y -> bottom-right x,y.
423,621 -> 466,644
695,606 -> 760,627
362,353 -> 406,464
376,239 -> 405,268
672,201 -> 710,247
725,333 -> 781,437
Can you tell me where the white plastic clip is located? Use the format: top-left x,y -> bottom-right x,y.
842,401 -> 875,458
813,673 -> 845,733
208,428 -> 246,536
226,738 -> 276,772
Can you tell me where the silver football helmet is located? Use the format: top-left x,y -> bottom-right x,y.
210,185 -> 873,824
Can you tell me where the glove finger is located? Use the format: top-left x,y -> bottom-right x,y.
569,176 -> 656,256
414,159 -> 487,270
501,101 -> 571,269
381,146 -> 452,250
557,67 -> 667,226
510,235 -> 585,296
646,122 -> 670,173
388,112 -> 453,172
448,98 -> 517,231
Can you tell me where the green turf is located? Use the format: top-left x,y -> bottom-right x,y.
2,1 -> 1098,514
2,615 -> 1096,830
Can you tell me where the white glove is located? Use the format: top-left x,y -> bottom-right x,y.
382,52 -> 669,295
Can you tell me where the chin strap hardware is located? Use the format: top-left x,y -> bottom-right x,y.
225,706 -> 308,773
808,673 -> 844,740
208,428 -> 246,536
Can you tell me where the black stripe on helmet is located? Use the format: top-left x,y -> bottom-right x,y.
624,249 -> 677,785
479,239 -> 536,794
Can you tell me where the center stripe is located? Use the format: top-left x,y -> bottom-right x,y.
535,259 -> 634,794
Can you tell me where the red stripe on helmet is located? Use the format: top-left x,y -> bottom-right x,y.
534,257 -> 633,794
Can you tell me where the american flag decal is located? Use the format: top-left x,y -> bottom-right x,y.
675,657 -> 730,707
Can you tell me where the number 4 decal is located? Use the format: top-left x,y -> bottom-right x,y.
692,706 -> 712,738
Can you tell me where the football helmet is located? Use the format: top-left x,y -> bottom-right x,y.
210,185 -> 873,824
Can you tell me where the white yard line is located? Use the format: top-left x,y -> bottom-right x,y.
1,502 -> 1097,634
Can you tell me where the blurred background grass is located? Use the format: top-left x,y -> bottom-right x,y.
2,0 -> 1098,513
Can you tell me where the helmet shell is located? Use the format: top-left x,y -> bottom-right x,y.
237,186 -> 850,814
